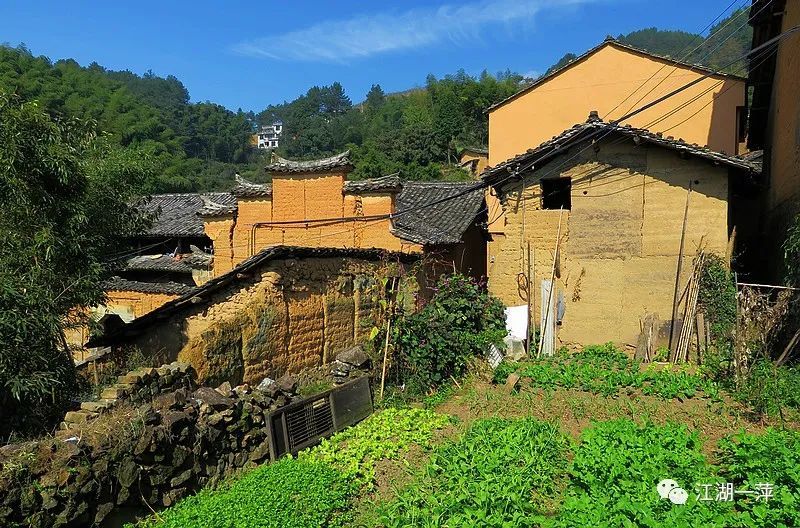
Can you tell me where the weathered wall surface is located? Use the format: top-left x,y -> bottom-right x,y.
487,142 -> 730,346
460,151 -> 489,176
764,2 -> 800,278
204,216 -> 235,277
105,291 -> 182,321
488,44 -> 745,165
66,291 -> 182,361
0,375 -> 303,528
124,256 -> 405,386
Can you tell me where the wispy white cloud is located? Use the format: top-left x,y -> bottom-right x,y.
233,0 -> 593,62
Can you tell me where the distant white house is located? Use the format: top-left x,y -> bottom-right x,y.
255,120 -> 283,149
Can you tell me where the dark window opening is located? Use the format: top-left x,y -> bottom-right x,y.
541,177 -> 572,210
736,106 -> 747,145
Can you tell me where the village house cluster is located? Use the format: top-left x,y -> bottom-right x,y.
73,3 -> 799,386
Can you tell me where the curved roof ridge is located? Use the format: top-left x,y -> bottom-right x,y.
342,172 -> 402,194
232,174 -> 273,197
267,150 -> 352,173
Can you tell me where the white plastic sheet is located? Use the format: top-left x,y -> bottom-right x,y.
505,305 -> 529,340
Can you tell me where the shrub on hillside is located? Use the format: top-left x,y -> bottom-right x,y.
393,274 -> 506,393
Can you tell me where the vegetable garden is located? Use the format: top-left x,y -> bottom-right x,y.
131,344 -> 800,527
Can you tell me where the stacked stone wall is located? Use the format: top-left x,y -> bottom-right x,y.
0,375 -> 303,527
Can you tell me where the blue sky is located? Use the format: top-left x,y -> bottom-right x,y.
0,0 -> 742,112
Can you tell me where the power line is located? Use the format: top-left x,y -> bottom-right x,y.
604,0 -> 747,120
619,0 -> 763,117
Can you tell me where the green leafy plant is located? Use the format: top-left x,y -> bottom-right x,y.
133,458 -> 354,528
550,420 -> 730,527
717,428 -> 800,527
497,343 -> 719,401
300,407 -> 451,489
381,418 -> 570,527
394,274 -> 506,393
134,408 -> 450,527
698,254 -> 738,344
733,360 -> 800,418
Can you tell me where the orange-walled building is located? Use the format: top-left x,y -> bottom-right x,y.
199,151 -> 486,278
487,38 -> 747,166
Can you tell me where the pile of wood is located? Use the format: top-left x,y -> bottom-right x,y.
670,251 -> 706,363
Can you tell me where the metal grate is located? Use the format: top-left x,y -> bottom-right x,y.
267,376 -> 373,459
285,396 -> 334,451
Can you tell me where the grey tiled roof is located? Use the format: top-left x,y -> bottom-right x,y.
739,150 -> 764,172
485,39 -> 746,113
124,255 -> 193,274
266,150 -> 352,173
184,246 -> 213,269
139,193 -> 237,237
392,182 -> 485,245
103,276 -> 196,295
461,146 -> 488,156
343,173 -> 402,194
481,116 -> 762,185
232,174 -> 273,198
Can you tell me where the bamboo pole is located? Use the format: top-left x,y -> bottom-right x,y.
525,242 -> 532,356
538,207 -> 564,358
669,183 -> 692,356
379,277 -> 397,401
736,282 -> 800,292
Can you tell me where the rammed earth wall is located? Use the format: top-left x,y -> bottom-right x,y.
110,253 -> 416,387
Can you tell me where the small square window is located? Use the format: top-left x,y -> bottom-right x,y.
541,177 -> 571,210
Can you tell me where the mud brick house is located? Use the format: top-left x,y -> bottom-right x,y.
87,246 -> 418,386
747,0 -> 800,279
73,151 -> 486,362
481,115 -> 761,347
486,38 -> 747,166
459,147 -> 489,177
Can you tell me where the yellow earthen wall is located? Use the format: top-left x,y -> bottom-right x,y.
205,217 -> 235,277
488,44 -> 745,165
233,197 -> 273,264
217,171 -> 423,275
460,152 -> 489,175
764,2 -> 800,276
67,290 -> 181,361
126,257 -> 404,385
487,143 -> 730,346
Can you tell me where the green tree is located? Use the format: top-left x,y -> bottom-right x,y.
0,96 -> 153,436
365,84 -> 386,109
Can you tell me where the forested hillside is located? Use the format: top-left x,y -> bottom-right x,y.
0,6 -> 752,191
0,44 -> 261,193
257,72 -> 524,181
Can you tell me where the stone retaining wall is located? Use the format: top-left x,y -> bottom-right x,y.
0,376 -> 302,527
63,362 -> 195,429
